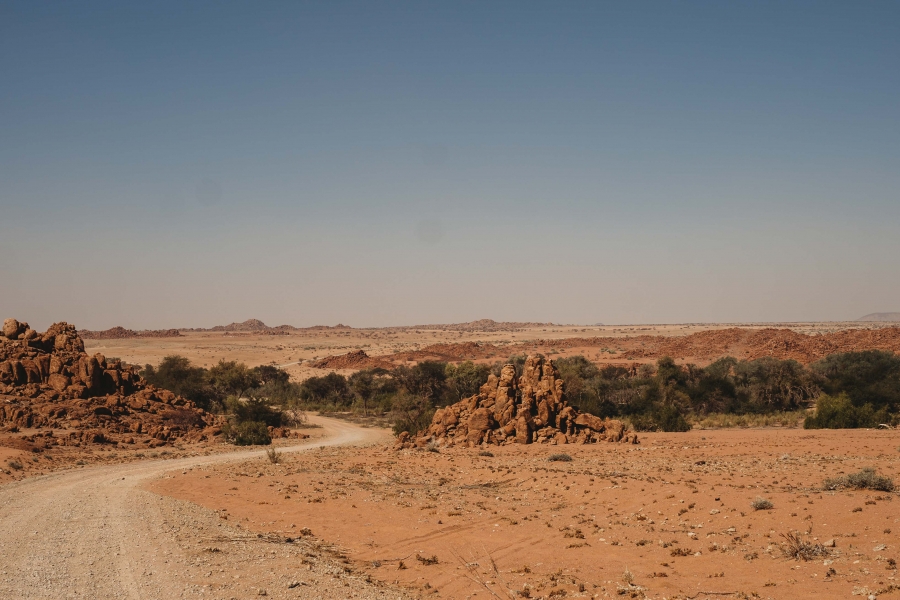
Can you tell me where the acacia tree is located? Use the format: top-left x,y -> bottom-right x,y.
390,361 -> 448,434
445,361 -> 491,401
208,360 -> 260,401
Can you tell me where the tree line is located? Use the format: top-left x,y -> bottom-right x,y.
140,349 -> 900,443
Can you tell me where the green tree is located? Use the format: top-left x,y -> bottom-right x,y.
804,393 -> 888,429
391,361 -> 448,404
812,350 -> 900,411
445,361 -> 491,401
140,355 -> 216,410
208,360 -> 261,400
348,369 -> 389,416
300,372 -> 352,407
252,365 -> 290,386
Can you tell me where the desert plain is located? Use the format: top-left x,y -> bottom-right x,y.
2,319 -> 900,599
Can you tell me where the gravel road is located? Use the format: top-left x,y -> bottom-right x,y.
0,417 -> 409,599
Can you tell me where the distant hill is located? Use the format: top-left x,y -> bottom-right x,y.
211,318 -> 272,332
857,313 -> 900,322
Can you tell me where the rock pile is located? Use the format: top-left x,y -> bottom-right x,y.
0,318 -> 222,447
397,354 -> 637,449
311,350 -> 394,370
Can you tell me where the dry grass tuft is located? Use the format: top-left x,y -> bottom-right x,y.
751,496 -> 774,511
823,467 -> 894,492
780,531 -> 830,561
691,410 -> 806,429
548,453 -> 573,462
265,447 -> 282,465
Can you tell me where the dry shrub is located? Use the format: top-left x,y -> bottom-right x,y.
265,446 -> 282,464
751,496 -> 774,511
693,410 -> 806,429
823,467 -> 894,492
781,531 -> 829,561
548,453 -> 573,462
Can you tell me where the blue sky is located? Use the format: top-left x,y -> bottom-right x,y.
2,1 -> 899,329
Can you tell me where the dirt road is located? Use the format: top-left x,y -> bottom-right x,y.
0,417 -> 402,600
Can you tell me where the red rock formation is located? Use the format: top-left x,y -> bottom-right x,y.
310,350 -> 394,370
0,319 -> 222,446
398,354 -> 637,449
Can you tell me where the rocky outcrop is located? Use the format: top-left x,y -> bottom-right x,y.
311,350 -> 394,370
397,354 -> 637,449
0,319 -> 222,446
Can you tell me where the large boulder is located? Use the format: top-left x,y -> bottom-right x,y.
2,319 -> 26,339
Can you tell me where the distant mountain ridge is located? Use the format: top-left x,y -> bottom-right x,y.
188,319 -> 350,332
858,313 -> 900,322
191,318 -> 547,332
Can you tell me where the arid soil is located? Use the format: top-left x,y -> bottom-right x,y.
155,427 -> 900,599
0,417 -> 412,599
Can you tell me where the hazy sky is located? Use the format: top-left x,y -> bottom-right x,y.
2,1 -> 899,330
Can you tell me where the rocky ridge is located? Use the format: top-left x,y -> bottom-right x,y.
0,318 -> 222,447
397,354 -> 637,449
79,326 -> 182,340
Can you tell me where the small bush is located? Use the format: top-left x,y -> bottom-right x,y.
804,393 -> 889,429
628,413 -> 659,432
7,460 -> 23,470
223,421 -> 272,446
653,404 -> 691,432
265,447 -> 282,464
751,496 -> 773,511
548,453 -> 573,462
780,531 -> 829,561
228,397 -> 292,427
823,467 -> 894,492
478,450 -> 494,457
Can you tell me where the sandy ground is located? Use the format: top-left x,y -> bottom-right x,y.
0,416 -> 413,600
84,322 -> 887,380
153,427 -> 900,600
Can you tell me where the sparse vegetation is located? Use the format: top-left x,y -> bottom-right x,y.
265,447 -> 282,464
692,410 -> 806,429
141,346 -> 900,440
415,554 -> 439,565
780,531 -> 829,560
751,496 -> 774,511
823,467 -> 894,492
548,453 -> 573,462
7,460 -> 23,471
223,421 -> 271,446
805,393 -> 890,429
